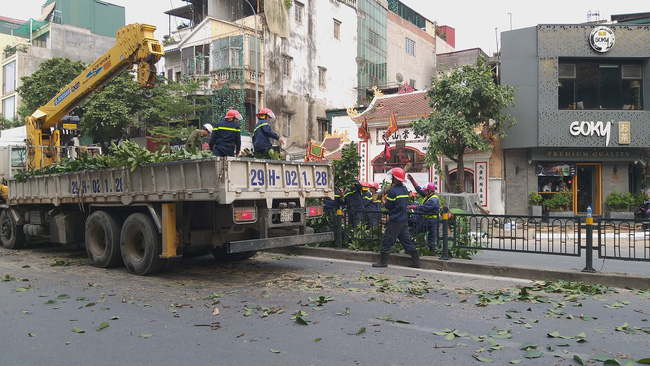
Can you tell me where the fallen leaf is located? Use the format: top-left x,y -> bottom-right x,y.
270,349 -> 280,353
139,334 -> 153,339
212,307 -> 220,316
97,322 -> 109,331
73,326 -> 85,333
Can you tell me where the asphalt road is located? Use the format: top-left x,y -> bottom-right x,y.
1,244 -> 649,366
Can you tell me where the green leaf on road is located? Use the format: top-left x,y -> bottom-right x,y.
57,294 -> 70,299
73,326 -> 85,333
592,353 -> 615,362
139,334 -> 153,339
110,316 -> 119,320
510,360 -> 521,364
474,356 -> 494,363
270,349 -> 280,353
336,307 -> 350,316
15,285 -> 34,292
519,342 -> 537,350
294,317 -> 309,326
313,338 -> 322,342
97,322 -> 109,331
356,327 -> 366,335
395,320 -> 410,324
44,300 -> 58,306
636,359 -> 650,364
377,313 -> 392,321
573,355 -> 586,365
524,349 -> 542,358
28,333 -> 37,337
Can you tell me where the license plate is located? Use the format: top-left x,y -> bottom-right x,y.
280,209 -> 293,222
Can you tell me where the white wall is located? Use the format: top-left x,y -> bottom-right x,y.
386,12 -> 435,90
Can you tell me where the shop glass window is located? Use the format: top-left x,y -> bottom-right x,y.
558,60 -> 643,110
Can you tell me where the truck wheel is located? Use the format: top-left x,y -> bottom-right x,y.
85,211 -> 122,268
0,210 -> 25,249
121,213 -> 164,275
210,246 -> 258,262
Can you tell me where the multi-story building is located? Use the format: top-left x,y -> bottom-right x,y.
0,0 -> 125,123
501,21 -> 650,215
163,0 -> 450,151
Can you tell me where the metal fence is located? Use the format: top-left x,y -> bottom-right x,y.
310,210 -> 650,266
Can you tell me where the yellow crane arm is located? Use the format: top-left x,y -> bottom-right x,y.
25,23 -> 164,169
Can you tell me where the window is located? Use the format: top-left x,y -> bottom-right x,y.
405,38 -> 415,56
167,68 -> 173,80
2,96 -> 16,122
212,35 -> 243,70
248,35 -> 260,71
282,56 -> 292,77
3,60 -> 16,94
295,1 -> 304,24
558,60 -> 643,110
317,118 -> 328,140
318,67 -> 326,88
334,19 -> 341,40
281,113 -> 292,137
369,30 -> 380,47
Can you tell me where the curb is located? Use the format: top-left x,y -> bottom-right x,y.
271,246 -> 650,290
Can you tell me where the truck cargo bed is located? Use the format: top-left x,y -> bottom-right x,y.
8,157 -> 333,206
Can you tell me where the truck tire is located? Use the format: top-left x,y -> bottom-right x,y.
210,246 -> 258,262
0,209 -> 25,249
85,211 -> 122,268
121,213 -> 164,276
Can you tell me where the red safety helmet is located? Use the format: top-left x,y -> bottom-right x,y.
391,168 -> 406,182
225,109 -> 243,121
372,181 -> 379,189
256,107 -> 276,122
360,181 -> 368,188
426,182 -> 437,192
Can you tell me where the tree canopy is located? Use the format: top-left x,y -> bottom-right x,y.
412,59 -> 516,193
16,57 -> 207,152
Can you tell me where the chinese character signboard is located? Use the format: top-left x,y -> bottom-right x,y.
375,127 -> 427,145
618,121 -> 630,145
475,162 -> 488,207
359,141 -> 368,182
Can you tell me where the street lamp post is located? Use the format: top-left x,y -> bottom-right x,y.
243,0 -> 259,115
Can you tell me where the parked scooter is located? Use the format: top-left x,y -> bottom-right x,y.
634,198 -> 650,219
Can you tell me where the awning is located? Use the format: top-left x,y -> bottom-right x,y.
13,18 -> 49,35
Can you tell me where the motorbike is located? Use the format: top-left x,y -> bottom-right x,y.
634,199 -> 650,219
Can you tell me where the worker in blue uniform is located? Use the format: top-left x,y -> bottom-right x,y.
373,168 -> 420,268
252,108 -> 284,155
209,109 -> 242,157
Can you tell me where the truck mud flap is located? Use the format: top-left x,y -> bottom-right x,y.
227,232 -> 334,253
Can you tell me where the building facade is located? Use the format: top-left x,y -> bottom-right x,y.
501,24 -> 650,215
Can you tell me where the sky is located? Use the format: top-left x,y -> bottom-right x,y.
4,0 -> 648,55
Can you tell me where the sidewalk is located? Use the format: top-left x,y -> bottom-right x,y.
272,246 -> 650,289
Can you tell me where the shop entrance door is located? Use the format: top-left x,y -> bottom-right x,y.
575,164 -> 602,215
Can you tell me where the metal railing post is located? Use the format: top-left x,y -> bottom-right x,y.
582,216 -> 595,272
441,211 -> 450,260
335,209 -> 343,248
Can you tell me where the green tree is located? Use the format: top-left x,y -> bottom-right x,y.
412,59 -> 516,192
333,143 -> 361,190
17,58 -> 86,120
0,116 -> 24,129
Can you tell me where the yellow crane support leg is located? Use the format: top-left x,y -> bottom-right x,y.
161,203 -> 180,258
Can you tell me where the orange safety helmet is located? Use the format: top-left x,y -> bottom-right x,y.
256,107 -> 276,122
391,168 -> 406,182
225,109 -> 243,121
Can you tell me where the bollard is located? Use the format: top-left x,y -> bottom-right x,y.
335,209 -> 343,248
441,211 -> 451,260
582,214 -> 595,273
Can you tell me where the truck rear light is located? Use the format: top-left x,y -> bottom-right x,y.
233,207 -> 257,223
306,205 -> 323,218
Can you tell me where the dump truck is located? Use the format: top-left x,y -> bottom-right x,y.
0,24 -> 333,275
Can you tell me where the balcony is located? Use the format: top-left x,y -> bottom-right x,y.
3,44 -> 29,60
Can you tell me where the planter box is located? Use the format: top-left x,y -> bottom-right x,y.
606,211 -> 634,220
548,211 -> 576,226
529,206 -> 542,217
